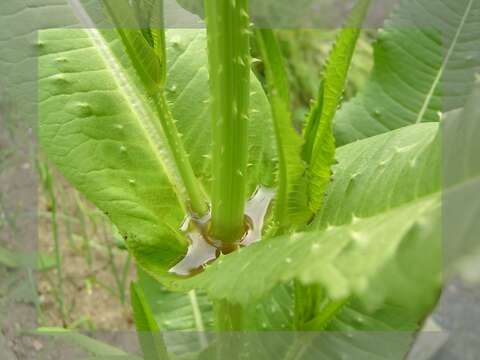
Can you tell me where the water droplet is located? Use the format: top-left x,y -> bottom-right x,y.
55,57 -> 68,63
312,243 -> 320,251
120,145 -> 127,153
115,124 -> 124,130
129,179 -> 136,186
285,257 -> 292,264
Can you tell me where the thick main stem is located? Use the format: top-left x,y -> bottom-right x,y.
205,0 -> 251,243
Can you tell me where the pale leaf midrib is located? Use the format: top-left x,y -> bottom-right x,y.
415,0 -> 474,124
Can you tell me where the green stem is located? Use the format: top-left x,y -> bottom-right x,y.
255,29 -> 292,229
214,300 -> 244,359
205,0 -> 251,243
215,300 -> 244,331
153,92 -> 209,216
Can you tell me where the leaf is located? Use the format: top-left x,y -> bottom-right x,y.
303,0 -> 371,213
130,282 -> 170,360
312,123 -> 440,229
39,28 -> 188,280
334,0 -> 480,145
255,29 -> 311,229
173,123 -> 442,321
39,28 -> 275,282
178,194 -> 440,314
163,30 -> 276,195
36,327 -> 130,357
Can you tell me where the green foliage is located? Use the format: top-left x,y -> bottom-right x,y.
334,0 -> 480,145
34,0 -> 480,357
101,0 -> 207,215
130,282 -> 170,360
38,28 -> 274,282
303,0 -> 371,213
100,0 -> 167,94
256,29 -> 311,230
175,124 -> 442,319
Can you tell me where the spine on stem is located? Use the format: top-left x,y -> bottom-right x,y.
205,0 -> 251,244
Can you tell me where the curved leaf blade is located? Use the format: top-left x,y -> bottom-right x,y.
256,28 -> 311,229
303,0 -> 372,213
174,124 -> 442,320
39,28 -> 187,276
334,0 -> 480,145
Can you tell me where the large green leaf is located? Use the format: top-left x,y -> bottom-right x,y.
334,0 -> 480,145
173,123 -> 442,320
39,27 -> 275,280
176,192 -> 440,316
39,28 -> 187,278
313,123 -> 440,229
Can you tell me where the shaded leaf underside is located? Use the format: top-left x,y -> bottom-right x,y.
334,0 -> 480,145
